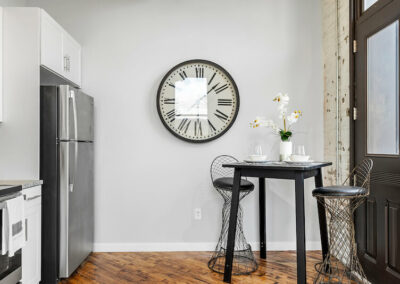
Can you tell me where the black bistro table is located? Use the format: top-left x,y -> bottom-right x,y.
221,161 -> 332,283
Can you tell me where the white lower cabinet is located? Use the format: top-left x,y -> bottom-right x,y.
22,186 -> 42,284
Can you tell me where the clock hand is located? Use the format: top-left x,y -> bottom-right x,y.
188,94 -> 208,110
207,82 -> 220,94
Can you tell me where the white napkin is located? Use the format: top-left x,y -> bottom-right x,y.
3,196 -> 25,256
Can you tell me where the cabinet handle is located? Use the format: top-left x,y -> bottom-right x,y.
68,57 -> 71,72
64,56 -> 68,72
24,195 -> 41,201
64,55 -> 70,72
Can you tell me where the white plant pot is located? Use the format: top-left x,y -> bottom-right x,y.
279,141 -> 292,161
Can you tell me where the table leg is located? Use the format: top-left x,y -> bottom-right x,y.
223,169 -> 242,283
295,173 -> 306,284
259,178 -> 266,259
315,169 -> 329,264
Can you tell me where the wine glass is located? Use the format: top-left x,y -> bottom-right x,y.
295,145 -> 306,156
255,145 -> 263,156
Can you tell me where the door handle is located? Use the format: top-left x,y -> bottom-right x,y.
68,90 -> 79,193
25,218 -> 28,242
69,142 -> 79,193
70,90 -> 78,141
385,201 -> 388,265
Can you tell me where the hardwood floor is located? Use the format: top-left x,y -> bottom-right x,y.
59,251 -> 329,283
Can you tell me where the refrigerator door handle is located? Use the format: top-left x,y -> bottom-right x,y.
70,90 -> 78,140
69,142 -> 78,193
59,142 -> 69,276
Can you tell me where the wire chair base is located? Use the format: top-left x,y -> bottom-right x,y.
208,246 -> 258,275
208,188 -> 258,275
209,155 -> 258,276
313,159 -> 373,284
314,197 -> 368,284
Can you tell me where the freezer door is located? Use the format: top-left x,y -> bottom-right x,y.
59,141 -> 94,278
58,85 -> 94,141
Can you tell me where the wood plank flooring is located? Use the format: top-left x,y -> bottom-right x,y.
59,251 -> 325,283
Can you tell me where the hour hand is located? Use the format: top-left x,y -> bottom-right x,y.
207,82 -> 220,94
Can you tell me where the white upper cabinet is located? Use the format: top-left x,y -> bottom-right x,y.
40,10 -> 81,87
40,11 -> 63,76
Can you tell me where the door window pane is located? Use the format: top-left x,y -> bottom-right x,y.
367,21 -> 399,155
364,0 -> 378,11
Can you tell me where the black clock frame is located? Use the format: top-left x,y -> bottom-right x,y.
156,59 -> 240,143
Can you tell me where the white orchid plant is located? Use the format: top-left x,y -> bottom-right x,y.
250,93 -> 302,142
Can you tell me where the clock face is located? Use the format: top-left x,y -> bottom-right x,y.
157,60 -> 240,143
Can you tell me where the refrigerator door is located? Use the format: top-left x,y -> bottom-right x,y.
58,85 -> 94,142
59,141 -> 94,278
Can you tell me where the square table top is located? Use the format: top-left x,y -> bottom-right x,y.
223,161 -> 332,171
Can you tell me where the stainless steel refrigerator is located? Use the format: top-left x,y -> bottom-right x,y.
40,85 -> 94,284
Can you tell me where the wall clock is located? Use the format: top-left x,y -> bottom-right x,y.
157,59 -> 240,143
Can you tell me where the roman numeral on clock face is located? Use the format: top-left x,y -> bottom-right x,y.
166,109 -> 175,122
218,99 -> 232,106
179,71 -> 187,80
164,98 -> 175,104
214,110 -> 228,122
194,119 -> 203,137
215,84 -> 228,94
195,67 -> 204,78
208,72 -> 216,85
208,120 -> 216,132
177,118 -> 189,132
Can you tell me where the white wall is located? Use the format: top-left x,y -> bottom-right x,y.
27,0 -> 324,251
0,0 -> 28,6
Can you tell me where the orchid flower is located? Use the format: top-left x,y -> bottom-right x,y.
251,93 -> 302,141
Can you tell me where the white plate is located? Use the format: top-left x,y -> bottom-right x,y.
243,159 -> 270,163
285,160 -> 314,164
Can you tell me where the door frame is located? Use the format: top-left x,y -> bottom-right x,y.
350,0 -> 356,172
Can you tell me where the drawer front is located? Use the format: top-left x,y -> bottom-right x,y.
22,186 -> 42,205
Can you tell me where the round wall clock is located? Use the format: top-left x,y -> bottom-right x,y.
157,59 -> 240,143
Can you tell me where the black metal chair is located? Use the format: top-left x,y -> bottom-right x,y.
208,155 -> 258,275
312,158 -> 373,283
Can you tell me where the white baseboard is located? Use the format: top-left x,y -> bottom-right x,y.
93,241 -> 321,252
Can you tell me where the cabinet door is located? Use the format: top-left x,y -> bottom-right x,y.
22,189 -> 42,284
62,33 -> 81,87
40,10 -> 63,75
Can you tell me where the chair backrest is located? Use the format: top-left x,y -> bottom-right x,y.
210,155 -> 239,183
342,158 -> 373,194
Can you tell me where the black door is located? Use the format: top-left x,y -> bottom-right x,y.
354,0 -> 400,283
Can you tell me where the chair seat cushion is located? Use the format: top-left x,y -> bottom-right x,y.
312,185 -> 366,197
214,177 -> 255,191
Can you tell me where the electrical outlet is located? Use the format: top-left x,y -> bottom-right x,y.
194,208 -> 202,220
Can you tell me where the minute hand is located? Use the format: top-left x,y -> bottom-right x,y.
207,82 -> 220,94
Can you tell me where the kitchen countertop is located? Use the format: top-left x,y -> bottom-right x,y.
0,180 -> 43,189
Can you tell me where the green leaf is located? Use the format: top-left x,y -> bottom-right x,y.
279,130 -> 292,141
